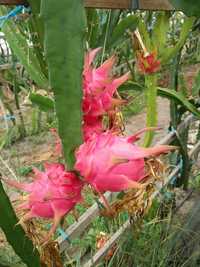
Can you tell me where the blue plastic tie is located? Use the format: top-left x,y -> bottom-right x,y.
170,160 -> 183,186
0,114 -> 15,120
0,5 -> 30,28
168,126 -> 177,135
45,224 -> 71,243
57,227 -> 71,243
179,157 -> 183,170
170,175 -> 177,186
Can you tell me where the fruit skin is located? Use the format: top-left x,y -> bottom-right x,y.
3,163 -> 83,242
83,48 -> 130,141
75,131 -> 174,193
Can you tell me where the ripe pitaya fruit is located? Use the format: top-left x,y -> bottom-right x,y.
75,130 -> 174,193
3,163 -> 83,242
83,48 -> 130,141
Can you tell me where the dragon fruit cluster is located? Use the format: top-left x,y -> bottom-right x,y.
3,48 -> 172,240
82,48 -> 130,141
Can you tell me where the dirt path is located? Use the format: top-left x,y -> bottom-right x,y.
125,97 -> 170,144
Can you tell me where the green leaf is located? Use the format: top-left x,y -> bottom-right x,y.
174,131 -> 190,188
30,93 -> 54,112
169,0 -> 200,17
27,0 -> 47,78
105,10 -> 121,48
0,180 -> 40,267
138,20 -> 152,50
152,12 -> 170,56
96,10 -> 121,50
120,83 -> 200,118
109,15 -> 138,47
0,7 -> 48,89
27,0 -> 40,13
143,75 -> 158,147
86,9 -> 99,48
41,0 -> 86,169
119,81 -> 144,92
158,87 -> 200,118
161,17 -> 195,63
192,70 -> 200,97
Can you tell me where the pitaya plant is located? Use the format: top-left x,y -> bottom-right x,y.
3,163 -> 83,242
83,48 -> 130,141
2,44 -> 176,244
1,2 -> 200,266
75,131 -> 174,193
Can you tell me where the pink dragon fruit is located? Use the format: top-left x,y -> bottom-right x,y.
83,48 -> 130,141
3,163 -> 83,242
50,49 -> 130,143
83,115 -> 103,141
75,130 -> 174,193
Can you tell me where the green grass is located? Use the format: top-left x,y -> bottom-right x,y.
61,184 -> 200,267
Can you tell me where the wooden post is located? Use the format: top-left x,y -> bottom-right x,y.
0,0 -> 174,10
85,0 -> 173,10
0,0 -> 26,4
139,0 -> 173,10
85,0 -> 130,9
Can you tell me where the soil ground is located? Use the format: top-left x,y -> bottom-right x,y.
125,96 -> 170,143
